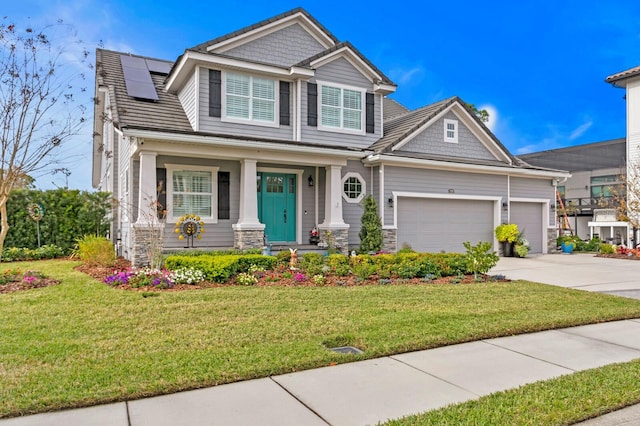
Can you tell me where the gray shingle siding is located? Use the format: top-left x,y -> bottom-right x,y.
223,23 -> 326,67
397,112 -> 496,161
198,67 -> 294,140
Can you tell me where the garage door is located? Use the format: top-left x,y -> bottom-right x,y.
510,202 -> 543,253
397,198 -> 495,253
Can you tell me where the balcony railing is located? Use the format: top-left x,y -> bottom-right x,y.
560,196 -> 618,215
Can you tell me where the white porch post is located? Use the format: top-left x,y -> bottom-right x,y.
234,159 -> 263,228
321,165 -> 347,227
136,151 -> 157,224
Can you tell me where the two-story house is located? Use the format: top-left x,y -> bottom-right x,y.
93,8 -> 569,265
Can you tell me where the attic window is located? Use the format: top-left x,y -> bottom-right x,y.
444,119 -> 458,143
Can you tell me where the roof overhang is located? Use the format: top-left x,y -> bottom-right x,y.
309,46 -> 396,95
121,128 -> 366,165
165,51 -> 315,93
364,153 -> 572,179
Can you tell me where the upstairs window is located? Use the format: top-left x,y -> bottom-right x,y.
224,72 -> 276,125
319,82 -> 364,133
444,119 -> 458,143
590,175 -> 623,199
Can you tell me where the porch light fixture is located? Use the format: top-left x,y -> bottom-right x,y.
388,197 -> 394,207
308,174 -> 314,187
502,202 -> 508,211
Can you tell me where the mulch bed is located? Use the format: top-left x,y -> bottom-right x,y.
0,278 -> 61,294
596,253 -> 640,260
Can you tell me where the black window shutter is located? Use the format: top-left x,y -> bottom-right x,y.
279,81 -> 290,126
218,171 -> 230,220
209,69 -> 221,117
366,93 -> 375,134
307,82 -> 317,127
156,168 -> 167,219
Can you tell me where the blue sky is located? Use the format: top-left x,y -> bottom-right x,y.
5,0 -> 640,190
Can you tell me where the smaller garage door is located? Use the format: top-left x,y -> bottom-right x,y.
510,202 -> 543,253
397,198 -> 495,253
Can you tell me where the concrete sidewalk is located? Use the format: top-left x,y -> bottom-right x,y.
2,254 -> 640,425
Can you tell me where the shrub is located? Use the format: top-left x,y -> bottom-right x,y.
599,243 -> 614,254
495,224 -> 519,243
300,252 -> 325,275
463,241 -> 499,279
1,245 -> 65,262
358,195 -> 383,253
327,254 -> 349,276
74,235 -> 115,267
164,255 -> 240,283
236,254 -> 276,273
394,259 -> 421,279
276,250 -> 291,266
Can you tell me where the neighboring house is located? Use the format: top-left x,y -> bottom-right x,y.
607,66 -> 640,245
519,138 -> 626,242
92,7 -> 569,265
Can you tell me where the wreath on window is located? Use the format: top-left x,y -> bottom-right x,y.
174,214 -> 205,240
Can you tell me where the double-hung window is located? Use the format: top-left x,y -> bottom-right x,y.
224,72 -> 276,125
319,82 -> 364,133
168,165 -> 219,222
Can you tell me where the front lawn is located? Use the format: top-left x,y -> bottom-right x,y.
2,259 -> 640,418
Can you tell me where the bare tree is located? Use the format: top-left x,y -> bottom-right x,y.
0,18 -> 88,255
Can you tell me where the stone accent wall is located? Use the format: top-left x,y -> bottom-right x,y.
382,228 -> 397,253
547,228 -> 559,253
318,228 -> 349,255
234,229 -> 265,251
131,225 -> 162,267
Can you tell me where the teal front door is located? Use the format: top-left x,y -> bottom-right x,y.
258,173 -> 296,243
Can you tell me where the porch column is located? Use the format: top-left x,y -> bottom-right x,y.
232,159 -> 265,250
136,151 -> 157,224
319,165 -> 349,254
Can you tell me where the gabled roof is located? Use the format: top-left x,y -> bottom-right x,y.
190,8 -> 338,53
606,65 -> 640,87
295,41 -> 395,86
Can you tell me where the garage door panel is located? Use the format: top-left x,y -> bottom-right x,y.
397,198 -> 494,253
511,202 -> 543,253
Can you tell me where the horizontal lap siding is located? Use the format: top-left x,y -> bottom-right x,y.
383,166 -> 508,226
158,157 -> 239,248
198,68 -> 293,140
177,73 -> 197,130
301,58 -> 380,149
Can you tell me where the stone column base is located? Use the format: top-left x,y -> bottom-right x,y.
317,226 -> 349,255
547,228 -> 559,253
131,224 -> 163,267
382,228 -> 397,253
234,228 -> 265,251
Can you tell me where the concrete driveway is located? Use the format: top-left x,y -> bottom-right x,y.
491,253 -> 640,299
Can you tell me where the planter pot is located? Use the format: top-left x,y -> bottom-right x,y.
561,242 -> 574,254
501,241 -> 514,257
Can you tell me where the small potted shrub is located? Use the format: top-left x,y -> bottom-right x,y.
495,224 -> 519,257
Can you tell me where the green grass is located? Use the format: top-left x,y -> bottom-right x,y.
2,260 -> 640,418
384,360 -> 640,425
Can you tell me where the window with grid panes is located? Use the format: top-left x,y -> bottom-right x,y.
172,170 -> 212,217
342,172 -> 366,203
444,119 -> 458,143
320,84 -> 363,131
225,72 -> 275,123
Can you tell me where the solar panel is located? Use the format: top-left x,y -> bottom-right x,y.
145,59 -> 172,75
120,54 -> 159,101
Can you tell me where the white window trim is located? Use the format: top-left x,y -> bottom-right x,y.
341,172 -> 366,203
317,80 -> 366,135
166,164 -> 220,223
221,70 -> 279,128
444,118 -> 458,143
